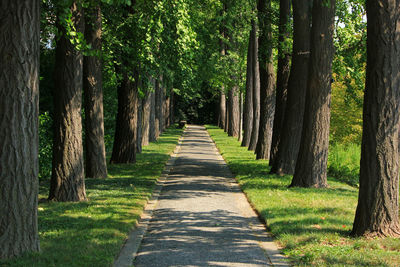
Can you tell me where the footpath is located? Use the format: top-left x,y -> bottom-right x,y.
114,125 -> 289,267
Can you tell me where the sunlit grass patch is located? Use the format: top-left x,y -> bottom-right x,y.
1,126 -> 182,267
207,125 -> 400,267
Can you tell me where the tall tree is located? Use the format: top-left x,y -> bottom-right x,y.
141,90 -> 152,146
83,2 -> 107,178
351,0 -> 400,237
241,22 -> 255,147
49,1 -> 87,201
149,89 -> 157,142
228,85 -> 240,137
110,70 -> 139,163
0,0 -> 40,258
255,0 -> 276,160
290,0 -> 336,188
269,0 -> 291,164
270,0 -> 311,175
248,20 -> 261,151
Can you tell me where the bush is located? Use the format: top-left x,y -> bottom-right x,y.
328,143 -> 360,187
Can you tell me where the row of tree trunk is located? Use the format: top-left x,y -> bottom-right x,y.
1,0 -> 174,259
219,0 -> 400,238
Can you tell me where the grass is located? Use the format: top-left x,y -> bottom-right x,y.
1,126 -> 182,267
328,143 -> 360,187
206,125 -> 400,267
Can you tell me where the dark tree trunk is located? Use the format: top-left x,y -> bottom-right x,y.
290,0 -> 335,188
271,0 -> 311,175
256,0 -> 276,160
0,0 -> 40,258
110,71 -> 138,164
165,94 -> 170,128
136,96 -> 143,153
239,91 -> 243,142
228,86 -> 240,137
149,88 -> 157,142
248,20 -> 261,151
154,79 -> 161,138
141,90 -> 151,146
351,0 -> 400,238
241,23 -> 254,147
225,94 -> 230,133
170,91 -> 174,125
269,0 -> 291,165
219,90 -> 227,129
160,84 -> 165,133
83,3 -> 107,178
49,2 -> 87,202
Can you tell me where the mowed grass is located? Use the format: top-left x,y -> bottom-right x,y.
1,126 -> 182,267
206,125 -> 400,266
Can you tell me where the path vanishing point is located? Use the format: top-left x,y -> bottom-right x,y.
114,125 -> 289,267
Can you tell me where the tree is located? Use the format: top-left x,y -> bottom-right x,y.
0,0 -> 40,258
228,86 -> 241,137
270,0 -> 311,175
351,0 -> 400,237
83,2 -> 107,178
269,0 -> 291,164
255,0 -> 276,160
248,20 -> 261,151
290,0 -> 336,188
141,89 -> 152,146
241,22 -> 255,147
49,1 -> 87,201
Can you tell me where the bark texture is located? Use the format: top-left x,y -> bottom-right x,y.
110,71 -> 138,164
83,3 -> 107,178
351,0 -> 400,238
136,97 -> 143,153
154,79 -> 161,139
241,23 -> 254,147
141,90 -> 151,146
248,20 -> 261,151
228,86 -> 240,137
149,88 -> 157,142
219,90 -> 227,129
291,0 -> 335,188
269,0 -> 291,164
256,0 -> 276,160
49,2 -> 87,202
0,0 -> 40,258
271,0 -> 311,175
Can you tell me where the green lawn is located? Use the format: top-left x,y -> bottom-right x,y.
207,125 -> 400,267
1,126 -> 182,267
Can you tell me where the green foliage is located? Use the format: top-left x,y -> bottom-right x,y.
328,143 -> 360,187
39,113 -> 53,181
207,125 -> 400,267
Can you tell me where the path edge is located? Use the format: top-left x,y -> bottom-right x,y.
113,131 -> 185,267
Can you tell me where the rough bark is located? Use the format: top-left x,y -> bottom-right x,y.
149,88 -> 157,142
290,0 -> 335,188
110,71 -> 138,164
225,94 -> 230,133
241,23 -> 254,147
154,79 -> 161,138
248,20 -> 261,151
49,2 -> 87,202
271,0 -> 311,175
0,0 -> 40,258
160,84 -> 165,133
351,0 -> 400,238
136,96 -> 143,153
141,90 -> 151,146
165,94 -> 170,128
169,91 -> 174,125
256,0 -> 276,160
219,90 -> 227,129
83,3 -> 107,178
228,86 -> 240,137
269,0 -> 291,165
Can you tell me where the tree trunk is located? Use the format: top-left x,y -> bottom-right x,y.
241,22 -> 255,147
256,0 -> 276,160
141,90 -> 151,146
170,91 -> 174,125
239,91 -> 243,142
49,2 -> 87,202
225,94 -> 230,133
0,0 -> 40,258
110,71 -> 138,164
290,0 -> 335,188
154,79 -> 161,138
351,0 -> 400,238
271,0 -> 311,175
160,84 -> 165,133
83,3 -> 107,178
219,90 -> 227,129
269,0 -> 291,165
136,96 -> 143,153
149,88 -> 157,142
165,94 -> 170,128
248,20 -> 261,151
228,86 -> 240,137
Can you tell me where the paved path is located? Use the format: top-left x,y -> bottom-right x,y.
115,125 -> 288,267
